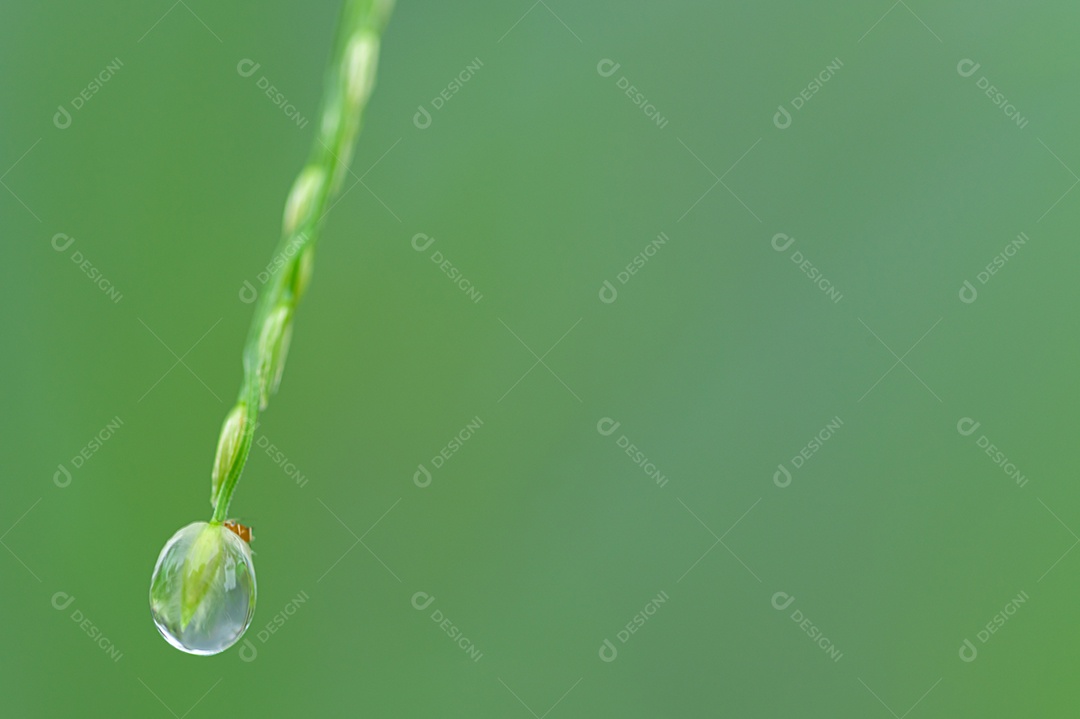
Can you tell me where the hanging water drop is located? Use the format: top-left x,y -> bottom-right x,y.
149,521 -> 256,655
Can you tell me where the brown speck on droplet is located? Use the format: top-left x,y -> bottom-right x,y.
224,520 -> 253,543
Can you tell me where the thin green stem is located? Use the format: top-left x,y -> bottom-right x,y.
209,0 -> 395,523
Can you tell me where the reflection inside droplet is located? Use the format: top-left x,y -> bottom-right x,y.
149,521 -> 256,655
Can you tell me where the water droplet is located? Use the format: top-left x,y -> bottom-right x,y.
149,521 -> 256,655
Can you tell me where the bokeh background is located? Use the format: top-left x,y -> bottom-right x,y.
2,1 -> 1078,716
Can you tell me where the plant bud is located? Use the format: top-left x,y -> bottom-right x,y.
345,32 -> 379,108
257,306 -> 292,408
210,403 -> 247,505
292,244 -> 315,301
282,165 -> 325,237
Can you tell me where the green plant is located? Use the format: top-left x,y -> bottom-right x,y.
148,0 -> 396,656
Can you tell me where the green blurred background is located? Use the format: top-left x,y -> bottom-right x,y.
3,0 -> 1078,716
